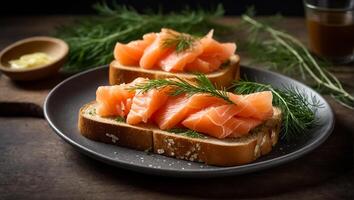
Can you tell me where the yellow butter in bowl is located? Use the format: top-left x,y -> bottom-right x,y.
9,52 -> 53,69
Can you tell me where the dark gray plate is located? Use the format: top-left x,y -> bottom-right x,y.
44,66 -> 334,178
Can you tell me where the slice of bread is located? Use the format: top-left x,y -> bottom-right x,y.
78,101 -> 282,166
109,55 -> 240,88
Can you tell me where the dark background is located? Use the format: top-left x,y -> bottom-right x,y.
0,0 -> 305,16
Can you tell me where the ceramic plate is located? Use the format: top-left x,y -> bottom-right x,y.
44,66 -> 334,177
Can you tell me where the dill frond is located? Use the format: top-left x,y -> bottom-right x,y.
232,80 -> 321,141
240,14 -> 354,109
131,74 -> 233,103
161,30 -> 198,53
55,2 -> 230,72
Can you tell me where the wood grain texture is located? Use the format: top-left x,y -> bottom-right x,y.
0,16 -> 353,200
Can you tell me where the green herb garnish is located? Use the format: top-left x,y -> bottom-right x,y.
232,80 -> 321,140
114,116 -> 126,123
144,147 -> 152,155
161,30 -> 198,53
55,3 -> 230,72
88,108 -> 96,116
240,14 -> 354,109
168,128 -> 207,139
131,74 -> 233,103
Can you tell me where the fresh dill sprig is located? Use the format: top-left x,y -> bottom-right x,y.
240,14 -> 354,109
131,74 -> 233,103
114,116 -> 126,123
161,30 -> 198,53
168,128 -> 207,139
232,80 -> 320,140
55,2 -> 230,72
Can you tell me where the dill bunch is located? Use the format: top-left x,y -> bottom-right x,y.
240,14 -> 354,109
232,80 -> 320,141
55,2 -> 230,72
131,74 -> 233,103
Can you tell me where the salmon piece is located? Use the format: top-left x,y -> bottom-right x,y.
197,30 -> 236,71
221,43 -> 237,60
140,30 -> 173,69
199,29 -> 214,48
96,85 -> 134,117
158,40 -> 204,72
182,104 -> 262,139
114,28 -> 236,72
228,91 -> 273,120
185,58 -> 211,73
160,29 -> 232,72
114,42 -> 142,66
184,57 -> 222,73
96,78 -> 146,117
182,91 -> 273,138
228,118 -> 262,138
184,31 -> 218,72
142,32 -> 157,43
201,42 -> 236,61
200,57 -> 222,72
154,94 -> 224,130
126,88 -> 169,125
153,90 -> 271,131
183,30 -> 215,73
114,33 -> 157,66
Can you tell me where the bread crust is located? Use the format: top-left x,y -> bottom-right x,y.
109,55 -> 240,88
78,104 -> 153,151
78,102 -> 282,166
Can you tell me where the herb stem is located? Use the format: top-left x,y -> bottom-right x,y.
241,15 -> 354,108
131,75 -> 233,104
276,31 -> 336,87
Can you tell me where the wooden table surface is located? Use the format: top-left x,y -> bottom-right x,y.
1,16 -> 353,200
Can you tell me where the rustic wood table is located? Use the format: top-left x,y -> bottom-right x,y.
0,16 -> 353,199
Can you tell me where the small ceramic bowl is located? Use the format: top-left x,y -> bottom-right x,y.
0,36 -> 69,81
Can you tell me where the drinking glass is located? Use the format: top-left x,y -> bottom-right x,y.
304,0 -> 354,64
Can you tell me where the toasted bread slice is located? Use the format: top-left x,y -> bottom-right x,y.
78,101 -> 282,166
109,55 -> 240,88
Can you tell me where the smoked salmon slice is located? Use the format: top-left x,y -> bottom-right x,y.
154,94 -> 224,130
96,77 -> 273,139
114,33 -> 157,66
199,30 -> 236,61
159,43 -> 203,72
182,105 -> 262,139
228,91 -> 273,120
139,30 -> 173,69
96,85 -> 134,117
158,30 -> 204,71
113,29 -> 236,73
126,88 -> 169,125
95,78 -> 146,117
185,58 -> 210,73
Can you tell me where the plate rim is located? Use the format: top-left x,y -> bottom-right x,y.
44,65 -> 334,178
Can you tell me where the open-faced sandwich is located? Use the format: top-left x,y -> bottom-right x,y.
79,77 -> 282,166
109,29 -> 240,88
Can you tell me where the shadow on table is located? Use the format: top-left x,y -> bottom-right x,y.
71,119 -> 353,199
